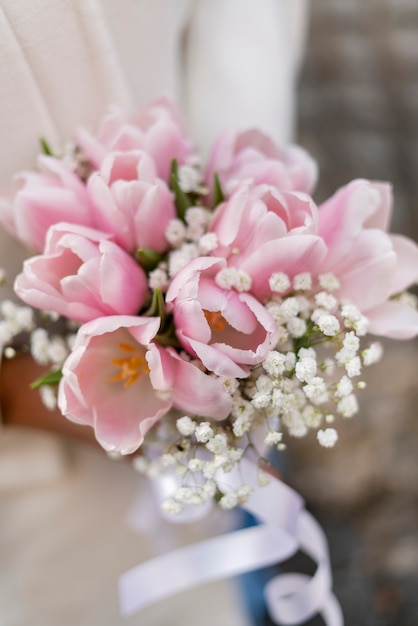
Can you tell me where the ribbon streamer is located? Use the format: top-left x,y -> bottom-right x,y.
119,459 -> 343,625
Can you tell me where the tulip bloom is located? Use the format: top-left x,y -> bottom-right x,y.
87,150 -> 175,253
205,128 -> 318,197
15,223 -> 148,323
209,183 -> 327,301
0,156 -> 95,252
77,98 -> 193,181
58,316 -> 232,453
317,179 -> 418,338
166,256 -> 279,378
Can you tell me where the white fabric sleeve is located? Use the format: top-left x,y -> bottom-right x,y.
0,0 -> 131,185
184,0 -> 309,155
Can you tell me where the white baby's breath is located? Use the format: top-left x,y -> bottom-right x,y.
176,415 -> 195,436
293,272 -> 312,291
269,272 -> 291,293
318,273 -> 340,291
165,218 -> 187,246
317,314 -> 340,336
317,428 -> 338,448
362,342 -> 383,365
195,422 -> 214,443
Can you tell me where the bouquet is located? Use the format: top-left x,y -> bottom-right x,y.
1,98 -> 418,625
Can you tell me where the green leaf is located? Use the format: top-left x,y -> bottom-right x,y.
212,172 -> 225,209
154,317 -> 182,348
39,137 -> 54,157
293,334 -> 311,354
135,248 -> 163,272
169,159 -> 192,221
143,288 -> 166,328
31,369 -> 62,389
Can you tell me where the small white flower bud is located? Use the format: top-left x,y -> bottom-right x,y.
317,428 -> 338,448
335,375 -> 353,398
293,272 -> 312,291
319,273 -> 340,291
176,415 -> 195,436
264,430 -> 283,445
317,314 -> 340,336
295,357 -> 317,383
195,421 -> 214,443
263,351 -> 286,377
206,433 -> 228,454
219,492 -> 238,509
362,342 -> 383,365
198,232 -> 218,254
346,356 -> 361,378
149,268 -> 169,291
162,499 -> 183,515
269,272 -> 291,293
287,317 -> 307,338
165,218 -> 187,246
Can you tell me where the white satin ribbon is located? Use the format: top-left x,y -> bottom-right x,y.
119,459 -> 344,625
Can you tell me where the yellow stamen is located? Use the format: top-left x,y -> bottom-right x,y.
118,342 -> 137,353
107,343 -> 150,388
203,310 -> 227,332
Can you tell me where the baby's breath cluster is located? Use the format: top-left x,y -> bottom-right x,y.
234,271 -> 384,448
165,205 -> 215,278
0,296 -> 76,409
0,299 -> 35,355
133,412 -> 253,516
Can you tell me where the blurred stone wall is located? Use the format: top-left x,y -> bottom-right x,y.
291,2 -> 418,624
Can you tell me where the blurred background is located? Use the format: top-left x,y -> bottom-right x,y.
288,1 -> 418,624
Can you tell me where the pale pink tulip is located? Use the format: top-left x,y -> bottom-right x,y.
0,156 -> 95,252
58,316 -> 232,453
87,151 -> 175,253
205,128 -> 318,198
166,256 -> 278,377
14,223 -> 148,322
318,179 -> 418,338
210,183 -> 326,301
77,98 -> 194,181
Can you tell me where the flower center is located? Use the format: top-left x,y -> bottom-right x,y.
108,342 -> 149,388
203,310 -> 227,332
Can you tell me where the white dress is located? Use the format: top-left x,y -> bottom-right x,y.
0,2 -> 308,624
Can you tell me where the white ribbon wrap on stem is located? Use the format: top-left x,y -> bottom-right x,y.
119,458 -> 344,625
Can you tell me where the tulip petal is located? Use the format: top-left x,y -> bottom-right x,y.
171,353 -> 232,419
389,234 -> 418,294
241,235 -> 327,300
367,301 -> 418,339
319,180 -> 389,270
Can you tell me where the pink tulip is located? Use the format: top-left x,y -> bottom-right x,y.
166,256 -> 279,378
209,183 -> 327,301
205,128 -> 318,197
87,151 -> 176,253
77,98 -> 194,181
0,156 -> 95,252
14,223 -> 148,323
58,316 -> 232,453
318,179 -> 418,338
